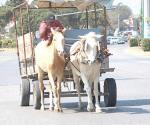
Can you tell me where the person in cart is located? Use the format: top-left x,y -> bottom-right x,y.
39,15 -> 64,45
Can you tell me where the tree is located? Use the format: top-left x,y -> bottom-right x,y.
117,4 -> 132,21
0,6 -> 13,32
0,0 -> 23,33
107,3 -> 133,31
14,9 -> 55,35
6,0 -> 25,7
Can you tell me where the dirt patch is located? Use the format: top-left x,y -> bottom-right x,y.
0,48 -> 16,52
127,46 -> 150,56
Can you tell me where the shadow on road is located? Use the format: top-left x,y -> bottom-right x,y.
60,99 -> 150,114
28,99 -> 150,114
62,102 -> 88,112
117,99 -> 150,106
102,99 -> 150,114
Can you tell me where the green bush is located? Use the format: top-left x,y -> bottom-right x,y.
129,38 -> 138,47
11,42 -> 16,48
0,39 -> 16,48
0,40 -> 2,47
141,38 -> 150,51
1,39 -> 9,48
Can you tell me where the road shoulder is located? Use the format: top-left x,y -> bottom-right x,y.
126,46 -> 150,57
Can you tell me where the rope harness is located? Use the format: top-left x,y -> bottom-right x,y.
64,39 -> 112,73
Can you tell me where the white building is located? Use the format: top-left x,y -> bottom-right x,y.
143,0 -> 150,38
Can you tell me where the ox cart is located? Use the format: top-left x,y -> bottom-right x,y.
13,0 -> 117,110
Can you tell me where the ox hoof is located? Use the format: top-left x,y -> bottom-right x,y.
40,106 -> 45,111
95,107 -> 102,113
78,104 -> 84,111
87,107 -> 95,112
79,106 -> 84,111
54,108 -> 63,112
49,107 -> 54,111
87,104 -> 94,112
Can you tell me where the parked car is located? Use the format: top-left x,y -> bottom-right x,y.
107,36 -> 125,44
123,30 -> 138,38
117,38 -> 125,44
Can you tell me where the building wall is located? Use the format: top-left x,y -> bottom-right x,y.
144,0 -> 150,38
147,0 -> 150,17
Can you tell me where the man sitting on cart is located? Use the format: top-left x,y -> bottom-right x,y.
39,15 -> 64,45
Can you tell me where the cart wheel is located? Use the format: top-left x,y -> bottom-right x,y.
92,82 -> 101,105
20,78 -> 30,106
33,81 -> 41,109
104,78 -> 117,107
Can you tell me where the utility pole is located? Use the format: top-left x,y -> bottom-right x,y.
141,0 -> 144,38
118,13 -> 120,31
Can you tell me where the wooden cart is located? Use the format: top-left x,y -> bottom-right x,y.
13,0 -> 117,109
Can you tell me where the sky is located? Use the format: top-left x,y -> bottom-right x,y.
0,0 -> 141,15
113,0 -> 141,15
0,0 -> 7,6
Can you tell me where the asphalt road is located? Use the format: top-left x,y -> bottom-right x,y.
0,51 -> 20,85
0,43 -> 150,125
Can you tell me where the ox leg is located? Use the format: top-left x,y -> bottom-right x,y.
73,74 -> 82,110
94,78 -> 101,113
48,73 -> 61,112
81,75 -> 94,112
38,67 -> 45,111
48,83 -> 54,111
56,80 -> 62,112
48,73 -> 56,111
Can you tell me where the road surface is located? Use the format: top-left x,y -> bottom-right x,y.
0,44 -> 150,125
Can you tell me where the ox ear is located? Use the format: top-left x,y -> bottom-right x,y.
61,28 -> 66,35
79,35 -> 86,39
95,34 -> 103,38
62,28 -> 66,33
51,27 -> 56,34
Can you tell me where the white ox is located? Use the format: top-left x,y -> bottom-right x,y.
70,32 -> 103,112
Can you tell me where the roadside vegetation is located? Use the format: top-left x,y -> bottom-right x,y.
1,0 -> 149,53
129,38 -> 139,47
0,38 -> 16,48
141,38 -> 150,51
129,37 -> 150,51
